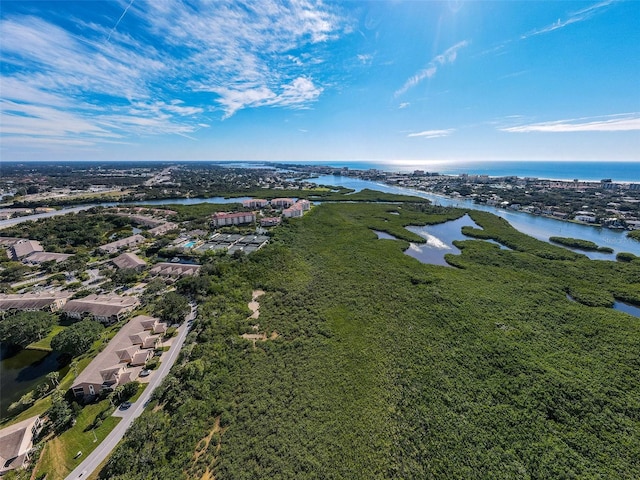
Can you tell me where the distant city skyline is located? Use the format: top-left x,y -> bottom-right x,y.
1,0 -> 638,162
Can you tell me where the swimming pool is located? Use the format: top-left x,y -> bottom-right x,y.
183,241 -> 196,248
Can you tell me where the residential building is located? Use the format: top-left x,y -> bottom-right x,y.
112,252 -> 147,271
62,294 -> 139,324
98,234 -> 145,254
8,240 -> 43,260
148,222 -> 178,236
211,212 -> 256,228
70,315 -> 166,398
23,251 -> 73,265
270,198 -> 295,208
242,199 -> 269,209
260,217 -> 281,227
0,416 -> 42,475
150,262 -> 201,279
0,237 -> 24,248
0,292 -> 72,313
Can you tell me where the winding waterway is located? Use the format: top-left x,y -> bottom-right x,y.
308,175 -> 640,259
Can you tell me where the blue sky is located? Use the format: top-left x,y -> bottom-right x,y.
1,0 -> 638,163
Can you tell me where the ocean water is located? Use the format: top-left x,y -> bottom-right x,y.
281,161 -> 640,183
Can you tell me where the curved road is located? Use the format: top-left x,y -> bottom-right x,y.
65,306 -> 196,480
0,205 -> 98,230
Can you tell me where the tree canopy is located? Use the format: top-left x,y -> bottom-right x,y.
0,311 -> 57,348
50,319 -> 104,357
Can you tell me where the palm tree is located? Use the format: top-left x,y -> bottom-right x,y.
47,371 -> 60,387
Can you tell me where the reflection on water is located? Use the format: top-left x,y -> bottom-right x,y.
403,214 -> 480,267
613,301 -> 640,318
307,175 -> 640,259
1,344 -> 65,420
372,230 -> 398,240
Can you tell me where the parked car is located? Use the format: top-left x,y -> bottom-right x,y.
119,401 -> 132,410
139,369 -> 151,377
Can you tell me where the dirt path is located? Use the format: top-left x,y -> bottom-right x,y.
248,289 -> 265,319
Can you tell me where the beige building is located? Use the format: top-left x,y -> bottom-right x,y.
23,251 -> 73,265
0,416 -> 42,475
98,234 -> 146,254
8,240 -> 43,260
148,222 -> 178,236
62,294 -> 139,324
70,315 -> 167,398
112,252 -> 147,271
211,212 -> 256,228
150,262 -> 201,279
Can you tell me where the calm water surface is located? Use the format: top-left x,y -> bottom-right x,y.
309,175 -> 639,259
0,344 -> 64,420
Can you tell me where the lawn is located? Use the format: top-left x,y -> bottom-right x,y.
26,325 -> 66,351
35,399 -> 121,480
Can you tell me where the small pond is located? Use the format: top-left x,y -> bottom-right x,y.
0,344 -> 66,420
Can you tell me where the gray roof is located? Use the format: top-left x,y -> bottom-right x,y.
71,315 -> 163,389
98,234 -> 145,252
112,252 -> 146,270
0,292 -> 72,311
0,416 -> 40,473
24,251 -> 73,264
10,240 -> 43,259
62,294 -> 139,318
150,262 -> 201,277
0,237 -> 26,247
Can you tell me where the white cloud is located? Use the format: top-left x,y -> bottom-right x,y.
399,102 -> 410,109
500,113 -> 640,133
0,0 -> 345,151
357,53 -> 373,65
407,129 -> 455,139
521,0 -> 618,39
395,41 -> 469,97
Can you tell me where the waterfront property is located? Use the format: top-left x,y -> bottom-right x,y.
112,252 -> 147,271
70,315 -> 166,398
0,415 -> 43,475
270,198 -> 295,208
0,291 -> 72,313
62,294 -> 139,324
242,199 -> 269,209
211,211 -> 256,228
98,234 -> 146,254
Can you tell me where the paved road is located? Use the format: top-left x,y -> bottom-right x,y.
65,306 -> 196,480
0,205 -> 98,230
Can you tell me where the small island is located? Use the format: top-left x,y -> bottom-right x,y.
549,236 -> 614,253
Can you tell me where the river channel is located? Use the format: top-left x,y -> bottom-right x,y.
307,175 -> 640,260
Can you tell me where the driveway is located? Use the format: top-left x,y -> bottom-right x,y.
64,306 -> 195,480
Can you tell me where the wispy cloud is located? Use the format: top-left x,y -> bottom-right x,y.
521,0 -> 618,39
500,113 -> 640,133
395,41 -> 469,97
407,129 -> 455,139
398,102 -> 410,109
0,0 -> 345,151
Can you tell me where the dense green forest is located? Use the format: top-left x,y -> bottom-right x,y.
0,211 -> 133,252
101,202 -> 640,479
